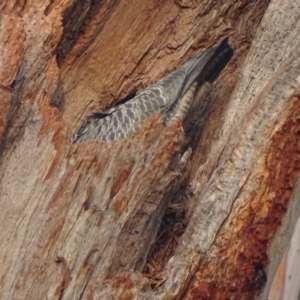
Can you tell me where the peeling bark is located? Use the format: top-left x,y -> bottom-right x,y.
0,0 -> 299,300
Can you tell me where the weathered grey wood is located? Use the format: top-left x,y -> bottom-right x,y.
265,179 -> 300,300
142,1 -> 300,298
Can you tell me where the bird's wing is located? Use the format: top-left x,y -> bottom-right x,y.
70,38 -> 233,143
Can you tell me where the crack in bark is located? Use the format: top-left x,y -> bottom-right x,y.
55,0 -> 121,67
0,60 -> 28,161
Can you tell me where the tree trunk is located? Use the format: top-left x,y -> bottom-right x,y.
0,0 -> 299,299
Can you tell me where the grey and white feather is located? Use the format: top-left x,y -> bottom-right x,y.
70,38 -> 233,143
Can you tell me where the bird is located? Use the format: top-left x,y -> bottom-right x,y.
70,38 -> 233,143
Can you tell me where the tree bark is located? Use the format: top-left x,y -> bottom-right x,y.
0,0 -> 299,299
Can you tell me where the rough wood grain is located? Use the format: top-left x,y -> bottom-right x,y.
1,0 -> 299,299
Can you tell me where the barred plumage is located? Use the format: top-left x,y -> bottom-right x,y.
70,38 -> 233,143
